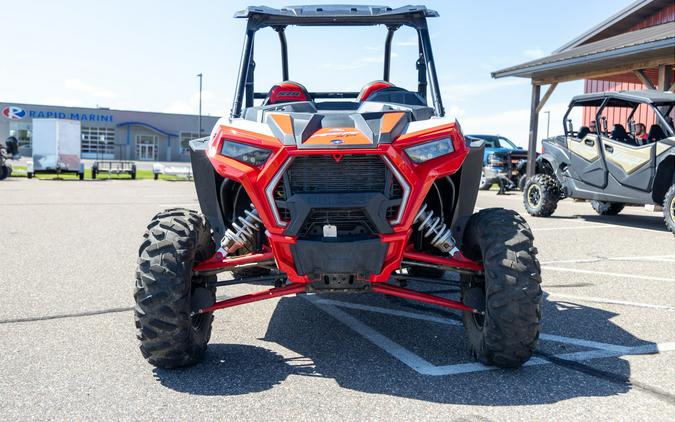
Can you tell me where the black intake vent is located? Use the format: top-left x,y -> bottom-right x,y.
299,208 -> 377,238
286,155 -> 386,194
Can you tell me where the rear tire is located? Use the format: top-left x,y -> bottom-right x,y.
664,184 -> 675,235
518,174 -> 528,191
460,208 -> 542,368
78,172 -> 84,180
134,208 -> 217,368
590,200 -> 624,216
0,165 -> 9,180
91,168 -> 97,179
27,172 -> 33,179
523,174 -> 559,217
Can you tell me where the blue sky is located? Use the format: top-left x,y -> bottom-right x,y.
1,0 -> 634,145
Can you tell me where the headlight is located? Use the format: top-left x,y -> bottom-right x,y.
221,139 -> 272,167
404,138 -> 454,163
488,154 -> 506,166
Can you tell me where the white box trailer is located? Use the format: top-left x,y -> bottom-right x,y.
28,119 -> 84,179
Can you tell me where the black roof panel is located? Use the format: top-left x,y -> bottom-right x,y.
235,4 -> 438,26
571,89 -> 675,106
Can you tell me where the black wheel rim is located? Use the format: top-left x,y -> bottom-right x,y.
464,275 -> 486,330
527,183 -> 541,208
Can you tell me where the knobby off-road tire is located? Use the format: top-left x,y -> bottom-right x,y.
460,208 -> 542,368
134,208 -> 217,368
523,174 -> 560,217
664,184 -> 675,235
590,200 -> 624,216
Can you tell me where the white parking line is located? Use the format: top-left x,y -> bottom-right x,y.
548,293 -> 675,311
541,254 -> 675,265
541,266 -> 675,282
533,225 -> 613,231
304,296 -> 675,376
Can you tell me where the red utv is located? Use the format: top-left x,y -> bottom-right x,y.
134,5 -> 542,369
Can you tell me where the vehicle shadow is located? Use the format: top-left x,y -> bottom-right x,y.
574,212 -> 668,232
154,290 -> 650,404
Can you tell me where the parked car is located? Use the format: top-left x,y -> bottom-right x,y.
467,134 -> 529,190
523,90 -> 675,234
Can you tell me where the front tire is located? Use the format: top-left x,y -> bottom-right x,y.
523,174 -> 559,217
0,165 -> 9,180
460,208 -> 542,368
478,169 -> 491,190
590,200 -> 624,216
134,208 -> 217,368
664,184 -> 675,235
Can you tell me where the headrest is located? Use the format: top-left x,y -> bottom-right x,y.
264,81 -> 310,105
357,80 -> 395,101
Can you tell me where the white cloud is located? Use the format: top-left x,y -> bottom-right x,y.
318,53 -> 398,71
163,90 -> 230,117
39,96 -> 87,107
522,48 -> 546,59
64,78 -> 117,98
442,78 -> 528,100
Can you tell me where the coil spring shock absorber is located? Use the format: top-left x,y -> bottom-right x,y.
414,203 -> 460,256
218,203 -> 263,257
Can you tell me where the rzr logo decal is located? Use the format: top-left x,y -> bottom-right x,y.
2,106 -> 26,120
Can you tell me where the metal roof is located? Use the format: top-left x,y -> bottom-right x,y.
570,89 -> 675,105
553,0 -> 671,53
234,4 -> 438,26
492,22 -> 675,80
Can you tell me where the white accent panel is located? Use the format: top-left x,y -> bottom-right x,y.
404,117 -> 455,134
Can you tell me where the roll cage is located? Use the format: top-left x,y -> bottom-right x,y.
231,5 -> 445,118
563,90 -> 675,139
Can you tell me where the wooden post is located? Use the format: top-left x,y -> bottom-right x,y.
527,83 -> 541,178
658,64 -> 673,91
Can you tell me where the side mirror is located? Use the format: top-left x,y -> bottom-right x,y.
566,119 -> 574,135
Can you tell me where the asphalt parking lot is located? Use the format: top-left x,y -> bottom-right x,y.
1,178 -> 674,420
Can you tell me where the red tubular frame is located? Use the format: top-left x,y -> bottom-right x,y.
371,283 -> 480,314
402,247 -> 483,272
195,283 -> 306,314
193,246 -> 274,272
194,282 -> 480,315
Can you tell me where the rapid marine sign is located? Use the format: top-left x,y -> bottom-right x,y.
1,105 -> 113,122
27,109 -> 114,122
2,106 -> 26,120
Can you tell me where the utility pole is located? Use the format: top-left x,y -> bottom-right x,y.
197,73 -> 203,136
544,110 -> 551,139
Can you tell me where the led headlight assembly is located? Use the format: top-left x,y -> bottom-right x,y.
221,139 -> 272,167
404,138 -> 454,163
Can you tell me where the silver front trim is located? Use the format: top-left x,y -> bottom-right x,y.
383,156 -> 411,225
264,157 -> 294,227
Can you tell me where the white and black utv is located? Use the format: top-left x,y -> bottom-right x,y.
523,90 -> 675,234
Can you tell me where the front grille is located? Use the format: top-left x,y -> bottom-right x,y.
268,154 -> 408,233
286,155 -> 386,194
298,208 -> 377,238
